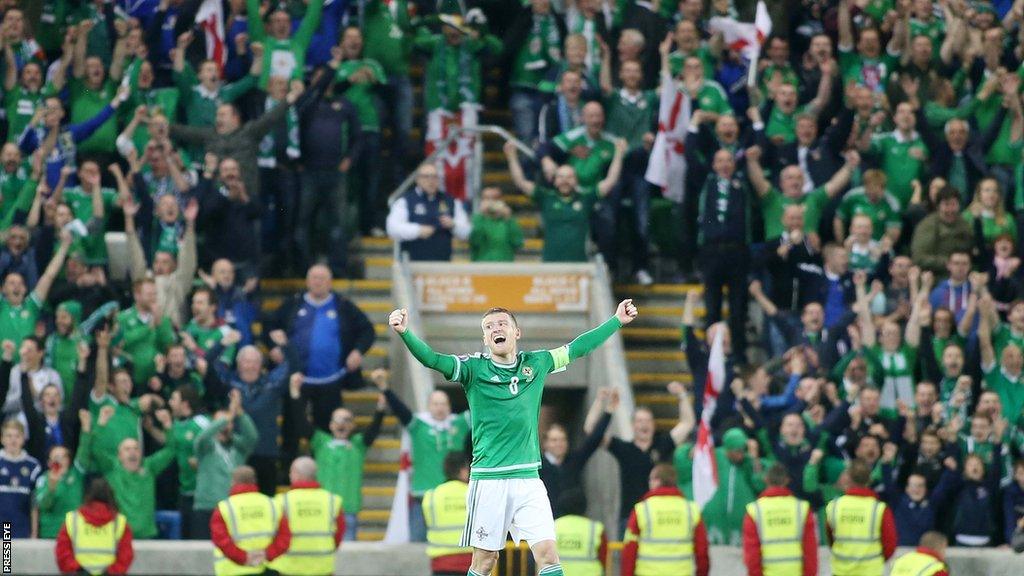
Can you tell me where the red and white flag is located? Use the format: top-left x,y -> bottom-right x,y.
383,431 -> 412,543
708,0 -> 772,61
692,326 -> 725,507
644,71 -> 690,203
196,0 -> 226,68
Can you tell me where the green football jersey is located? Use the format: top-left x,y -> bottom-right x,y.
451,347 -> 569,480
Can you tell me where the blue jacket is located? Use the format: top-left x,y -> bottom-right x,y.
211,344 -> 292,457
1003,482 -> 1024,544
884,465 -> 955,546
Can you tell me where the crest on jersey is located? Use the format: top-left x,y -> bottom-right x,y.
521,366 -> 534,382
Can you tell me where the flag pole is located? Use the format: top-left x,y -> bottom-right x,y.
747,48 -> 759,88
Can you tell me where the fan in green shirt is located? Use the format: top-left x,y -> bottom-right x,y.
362,0 -> 413,78
834,171 -> 903,242
0,231 -> 71,356
78,418 -> 176,539
963,178 -> 1017,246
414,21 -> 503,112
508,138 -> 624,262
544,106 -> 621,188
3,60 -> 60,144
980,303 -> 1024,427
509,4 -> 563,91
746,145 -> 858,241
45,301 -> 87,403
114,279 -> 177,386
0,156 -> 31,229
865,104 -> 929,209
837,0 -> 898,93
668,20 -> 716,79
33,444 -> 85,539
470,187 -> 524,262
247,0 -> 324,88
182,288 -> 236,367
297,371 -> 386,525
54,160 -> 119,266
332,29 -> 387,134
123,60 -> 180,153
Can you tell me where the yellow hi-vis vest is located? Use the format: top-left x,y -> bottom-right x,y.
890,551 -> 946,576
423,480 -> 472,559
214,491 -> 278,576
630,495 -> 700,576
826,495 -> 887,576
554,514 -> 604,576
746,495 -> 810,576
270,487 -> 342,576
64,511 -> 127,576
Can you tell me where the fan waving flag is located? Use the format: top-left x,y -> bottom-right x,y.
708,0 -> 772,61
692,326 -> 725,507
196,0 -> 226,67
383,429 -> 413,543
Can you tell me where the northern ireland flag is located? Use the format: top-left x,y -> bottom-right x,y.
708,1 -> 772,62
196,0 -> 226,68
692,326 -> 725,507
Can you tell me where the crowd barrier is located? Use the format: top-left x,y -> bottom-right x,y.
12,539 -> 1024,575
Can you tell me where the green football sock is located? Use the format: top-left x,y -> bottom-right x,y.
538,564 -> 564,576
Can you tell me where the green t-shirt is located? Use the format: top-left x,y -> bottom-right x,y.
63,186 -> 117,264
0,164 -> 30,228
114,307 -> 176,384
469,213 -> 523,262
334,59 -> 386,132
362,0 -> 412,76
691,80 -> 733,116
759,186 -> 830,240
125,87 -> 180,152
451,349 -> 564,480
984,364 -> 1024,425
870,344 -> 918,409
184,320 -> 235,365
759,63 -> 800,92
908,17 -> 945,58
34,457 -> 85,539
552,127 -> 617,187
993,323 -> 1024,358
247,0 -> 323,88
963,210 -> 1017,245
407,412 -> 470,496
869,131 -> 928,209
0,293 -> 42,348
848,240 -> 881,271
87,394 -> 142,459
603,89 -> 658,150
509,12 -> 563,89
174,66 -> 256,130
171,415 -> 209,494
45,332 -> 85,405
535,186 -> 599,262
836,187 -> 902,240
69,78 -> 118,153
4,85 -> 54,143
311,429 -> 368,512
668,47 -> 716,79
766,105 -> 805,145
838,49 -> 898,92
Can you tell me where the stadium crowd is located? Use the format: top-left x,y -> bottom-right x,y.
4,0 -> 1024,573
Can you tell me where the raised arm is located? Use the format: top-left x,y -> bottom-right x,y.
554,300 -> 637,370
824,150 -> 859,198
2,40 -> 16,91
979,294 -> 996,369
596,139 -> 627,197
503,141 -> 536,196
838,0 -> 854,51
388,309 -> 460,380
34,231 -> 72,303
667,381 -> 696,445
745,145 -> 771,197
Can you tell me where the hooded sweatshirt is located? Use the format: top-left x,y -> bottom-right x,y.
55,501 -> 134,574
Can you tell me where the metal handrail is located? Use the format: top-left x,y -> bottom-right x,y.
386,124 -> 535,207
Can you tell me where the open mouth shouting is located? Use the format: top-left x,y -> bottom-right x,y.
492,333 -> 507,345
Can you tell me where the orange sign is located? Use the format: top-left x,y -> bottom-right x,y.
414,273 -> 590,313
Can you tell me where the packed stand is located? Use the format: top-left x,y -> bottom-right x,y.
3,0 -> 1024,563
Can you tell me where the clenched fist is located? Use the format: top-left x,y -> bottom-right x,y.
389,309 -> 408,334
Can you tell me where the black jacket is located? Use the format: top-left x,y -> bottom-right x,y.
265,291 -> 375,389
917,106 -> 1000,200
770,108 -> 854,191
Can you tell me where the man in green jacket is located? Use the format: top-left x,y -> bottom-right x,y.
673,427 -> 769,545
190,388 -> 258,539
246,0 -> 323,88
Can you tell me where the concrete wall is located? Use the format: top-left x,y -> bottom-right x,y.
14,541 -> 1024,575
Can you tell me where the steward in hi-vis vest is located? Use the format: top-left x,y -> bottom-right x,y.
554,488 -> 607,576
621,463 -> 709,576
825,459 -> 898,576
890,531 -> 950,576
210,466 -> 287,576
742,464 -> 818,576
423,452 -> 473,576
270,456 -> 345,576
55,478 -> 134,575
